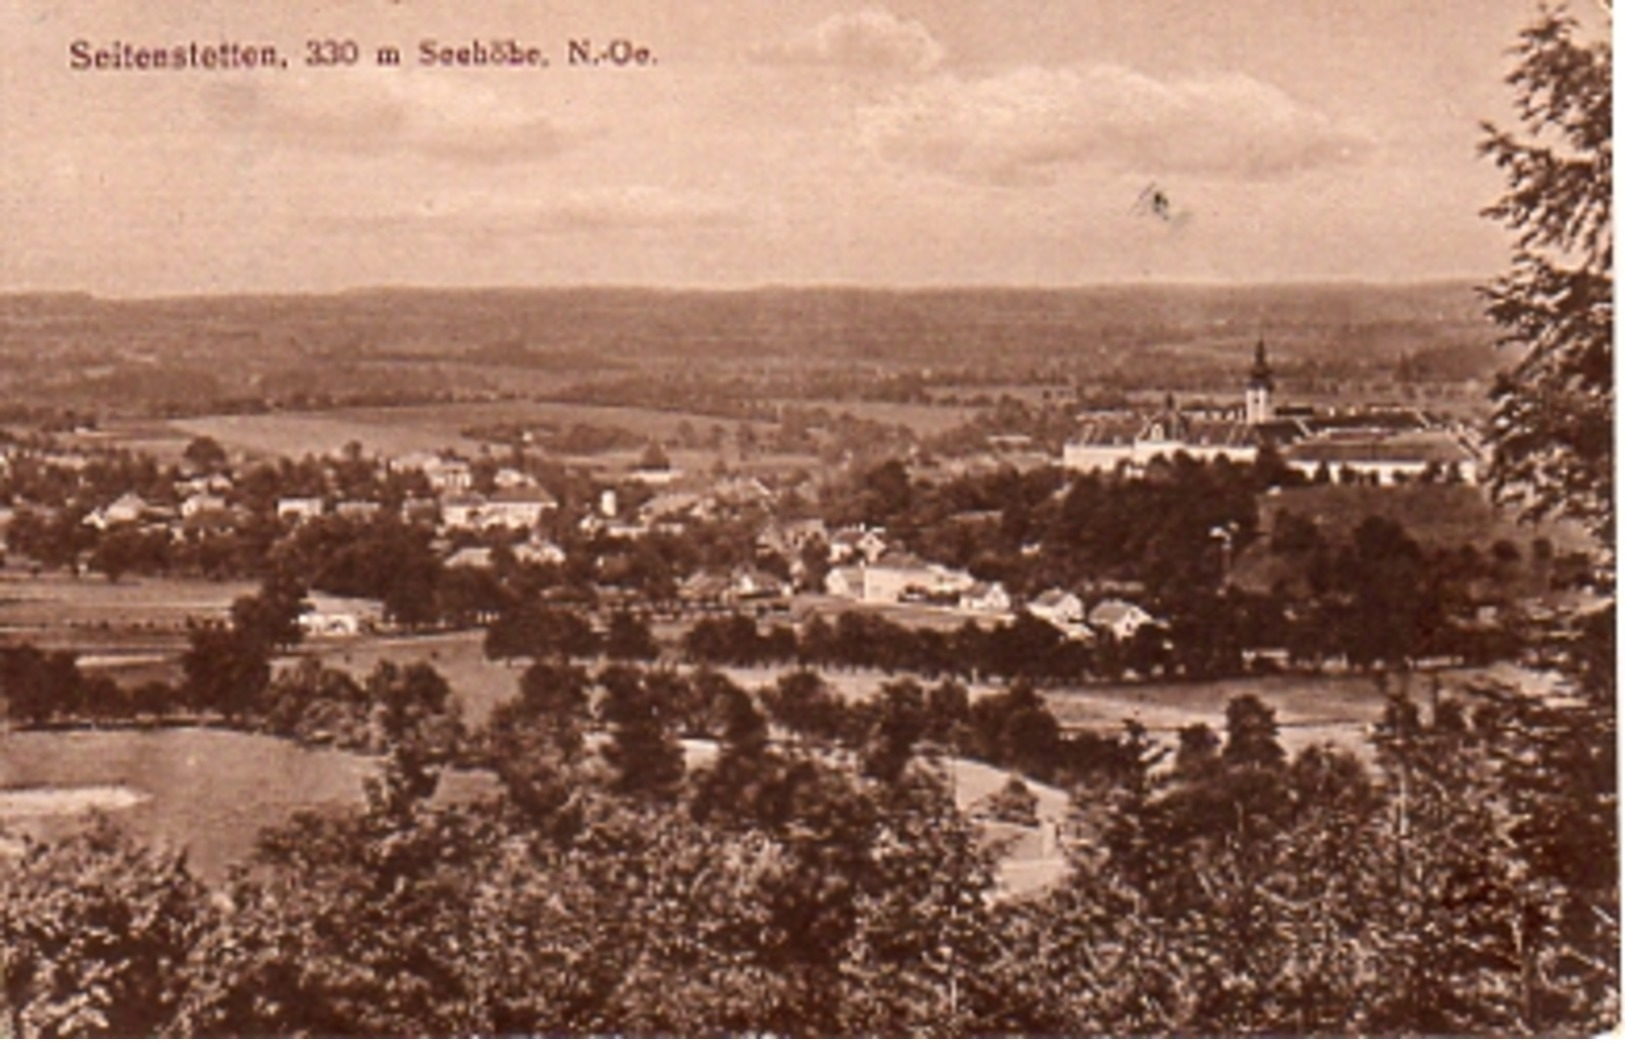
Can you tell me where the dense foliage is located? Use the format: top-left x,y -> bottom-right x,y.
0,673 -> 1613,1037
1480,4 -> 1613,551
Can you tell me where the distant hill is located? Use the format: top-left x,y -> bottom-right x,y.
0,282 -> 1501,414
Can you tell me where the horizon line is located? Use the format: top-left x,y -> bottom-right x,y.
0,272 -> 1494,304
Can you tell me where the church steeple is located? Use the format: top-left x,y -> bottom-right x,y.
1245,339 -> 1274,424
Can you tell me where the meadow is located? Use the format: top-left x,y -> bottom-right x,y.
0,727 -> 497,880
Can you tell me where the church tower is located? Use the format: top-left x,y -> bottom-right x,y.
1245,338 -> 1274,424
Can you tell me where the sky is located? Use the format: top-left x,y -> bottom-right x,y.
0,0 -> 1594,295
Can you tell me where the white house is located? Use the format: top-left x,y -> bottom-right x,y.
482,488 -> 556,529
85,493 -> 154,530
443,546 -> 495,570
276,496 -> 325,525
422,456 -> 473,493
513,539 -> 567,567
492,467 -> 535,490
335,500 -> 382,521
824,566 -> 865,600
180,492 -> 228,519
1027,589 -> 1085,626
959,581 -> 1013,615
829,526 -> 888,564
1088,599 -> 1158,642
298,595 -> 383,638
440,494 -> 487,530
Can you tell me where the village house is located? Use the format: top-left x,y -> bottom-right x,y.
440,494 -> 486,531
732,566 -> 792,601
681,567 -> 792,609
492,466 -> 535,490
827,551 -> 976,605
443,546 -> 495,571
630,463 -> 682,487
84,493 -> 166,530
959,581 -> 1013,616
420,456 -> 474,493
335,499 -> 383,521
1087,598 -> 1159,642
758,518 -> 830,559
823,566 -> 866,601
482,488 -> 557,530
400,496 -> 440,526
179,492 -> 229,519
513,539 -> 567,567
298,594 -> 383,638
828,525 -> 889,564
174,474 -> 233,498
276,496 -> 325,525
638,491 -> 704,529
1027,588 -> 1085,627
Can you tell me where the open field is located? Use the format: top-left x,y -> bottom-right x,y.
1043,673 -> 1384,757
0,727 -> 497,880
166,411 -> 487,461
0,570 -> 251,666
0,723 -> 1065,893
281,631 -> 526,724
770,398 -> 983,437
153,399 -> 785,463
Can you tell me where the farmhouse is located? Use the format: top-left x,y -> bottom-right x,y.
428,459 -> 474,493
1027,588 -> 1085,626
180,492 -> 228,518
483,488 -> 556,529
959,581 -> 1013,615
1088,599 -> 1159,641
824,551 -> 975,605
440,494 -> 485,530
443,546 -> 495,570
680,567 -> 791,609
492,466 -> 535,490
513,539 -> 566,567
276,496 -> 325,524
84,493 -> 157,530
828,525 -> 889,564
335,499 -> 382,521
298,595 -> 383,638
824,566 -> 865,600
758,518 -> 829,558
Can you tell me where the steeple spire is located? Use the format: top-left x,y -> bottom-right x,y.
1249,338 -> 1274,391
1245,339 -> 1275,424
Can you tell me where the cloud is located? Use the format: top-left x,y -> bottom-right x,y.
330,186 -> 745,235
861,64 -> 1375,184
206,74 -> 580,164
750,8 -> 944,75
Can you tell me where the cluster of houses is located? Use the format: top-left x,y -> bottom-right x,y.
757,518 -> 1159,641
1061,341 -> 1485,485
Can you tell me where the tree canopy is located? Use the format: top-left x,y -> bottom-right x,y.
1480,4 -> 1613,553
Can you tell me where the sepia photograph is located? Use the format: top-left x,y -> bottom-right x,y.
0,0 -> 1614,1036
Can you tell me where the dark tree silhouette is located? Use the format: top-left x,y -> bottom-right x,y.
1479,5 -> 1613,551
